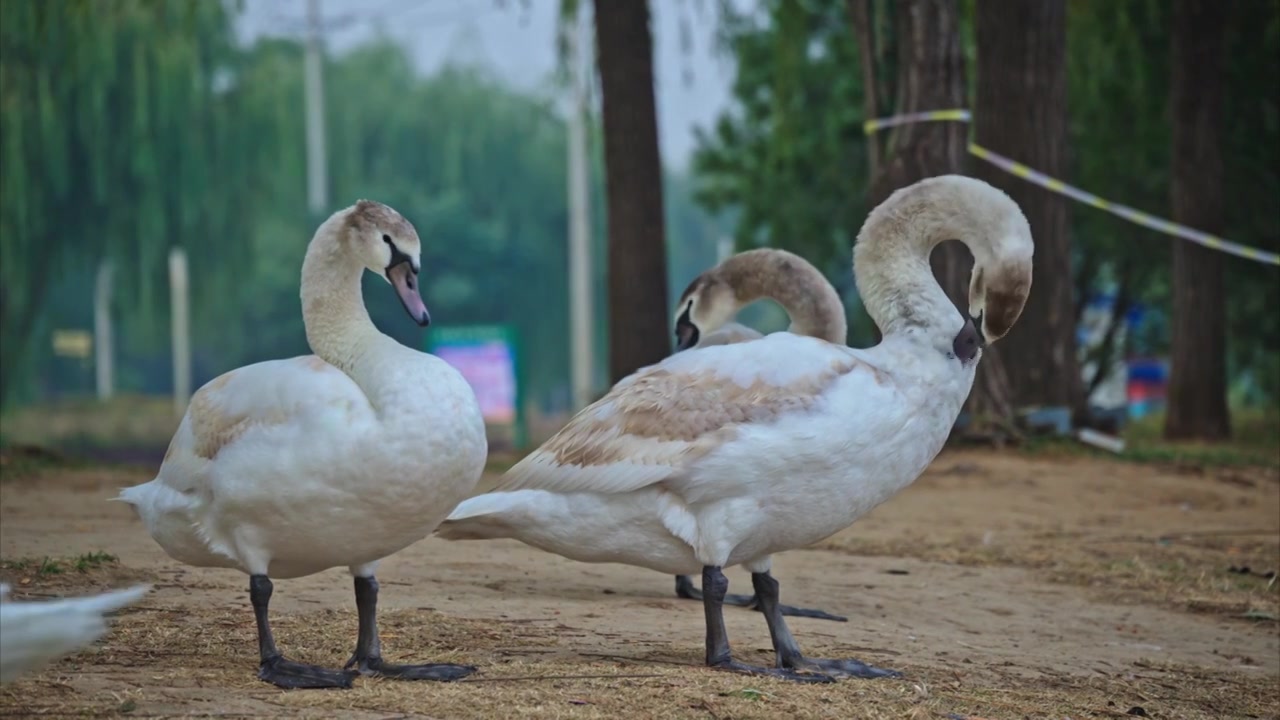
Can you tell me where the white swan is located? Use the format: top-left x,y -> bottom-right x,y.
119,201 -> 487,689
0,583 -> 151,684
436,175 -> 1032,683
667,248 -> 849,622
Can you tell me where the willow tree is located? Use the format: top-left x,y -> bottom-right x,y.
0,0 -> 254,405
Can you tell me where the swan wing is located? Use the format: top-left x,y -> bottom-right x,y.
495,334 -> 872,496
154,355 -> 375,492
0,584 -> 150,684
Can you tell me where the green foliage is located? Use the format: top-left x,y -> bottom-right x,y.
0,0 -> 256,405
695,0 -> 1280,400
1066,0 -> 1280,404
1,8 -> 721,419
693,0 -> 873,344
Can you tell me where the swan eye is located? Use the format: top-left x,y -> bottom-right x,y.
382,234 -> 392,244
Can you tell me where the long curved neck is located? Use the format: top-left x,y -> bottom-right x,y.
299,218 -> 384,375
721,250 -> 847,344
853,178 -> 998,338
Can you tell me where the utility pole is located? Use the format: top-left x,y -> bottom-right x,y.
717,235 -> 733,263
169,249 -> 191,418
305,0 -> 329,214
566,4 -> 594,411
94,260 -> 114,401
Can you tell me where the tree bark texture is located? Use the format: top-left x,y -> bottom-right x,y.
848,0 -> 1015,430
593,0 -> 670,384
1164,0 -> 1231,440
973,0 -> 1085,419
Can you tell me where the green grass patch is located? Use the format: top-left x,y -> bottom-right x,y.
1023,407 -> 1279,469
1,552 -> 119,578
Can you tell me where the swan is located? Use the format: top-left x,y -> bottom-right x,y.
119,200 -> 487,690
0,583 -> 151,684
666,248 -> 848,622
436,175 -> 1032,683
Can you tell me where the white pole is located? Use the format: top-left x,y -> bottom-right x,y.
169,248 -> 191,418
567,4 -> 594,411
717,235 -> 734,263
94,259 -> 114,401
304,0 -> 329,214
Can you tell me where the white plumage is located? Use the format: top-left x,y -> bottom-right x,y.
0,584 -> 150,684
437,175 -> 1034,683
119,200 -> 487,689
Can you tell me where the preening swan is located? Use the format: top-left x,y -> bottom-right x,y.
436,175 -> 1033,682
0,584 -> 150,684
119,201 -> 487,689
667,248 -> 848,622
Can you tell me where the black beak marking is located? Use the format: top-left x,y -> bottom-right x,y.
385,242 -> 417,280
675,306 -> 700,351
974,310 -> 987,348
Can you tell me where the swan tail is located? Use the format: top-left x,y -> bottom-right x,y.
436,491 -> 549,542
0,584 -> 151,684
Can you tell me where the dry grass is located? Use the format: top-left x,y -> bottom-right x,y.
1,598 -> 1274,720
819,531 -> 1279,626
1024,408 -> 1280,470
818,454 -> 1280,627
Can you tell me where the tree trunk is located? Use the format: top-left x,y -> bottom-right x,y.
848,0 -> 1015,435
1164,0 -> 1230,440
972,0 -> 1084,420
593,0 -> 670,384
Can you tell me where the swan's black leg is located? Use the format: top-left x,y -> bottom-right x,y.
675,574 -> 757,606
251,575 -> 357,689
344,576 -> 475,681
675,574 -> 848,622
700,566 -> 833,683
750,571 -> 900,680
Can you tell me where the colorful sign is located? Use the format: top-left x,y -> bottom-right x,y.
427,325 -> 524,444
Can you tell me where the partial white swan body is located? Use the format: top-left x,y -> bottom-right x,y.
692,321 -> 763,348
438,176 -> 1033,682
441,332 -> 950,575
0,584 -> 150,684
123,349 -> 482,580
120,201 -> 487,689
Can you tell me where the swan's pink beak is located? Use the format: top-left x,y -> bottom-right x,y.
387,262 -> 430,327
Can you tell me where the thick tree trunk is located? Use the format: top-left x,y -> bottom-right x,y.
972,0 -> 1084,420
593,0 -> 670,384
1164,0 -> 1230,440
848,0 -> 1015,433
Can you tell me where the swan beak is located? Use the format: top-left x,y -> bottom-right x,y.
973,311 -> 987,348
387,261 -> 430,327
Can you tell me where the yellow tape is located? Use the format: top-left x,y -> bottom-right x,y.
863,109 -> 972,135
968,141 -> 1280,266
861,110 -> 1279,266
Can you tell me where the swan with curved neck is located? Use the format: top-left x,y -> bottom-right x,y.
120,200 -> 487,690
673,248 -> 847,350
665,249 -> 850,621
437,175 -> 1033,683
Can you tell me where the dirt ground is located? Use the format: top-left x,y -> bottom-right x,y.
1,449 -> 1277,719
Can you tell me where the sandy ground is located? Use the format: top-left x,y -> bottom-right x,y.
0,449 -> 1277,719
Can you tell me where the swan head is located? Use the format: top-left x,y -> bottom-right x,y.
964,213 -> 1034,346
672,272 -> 739,351
342,199 -> 430,327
